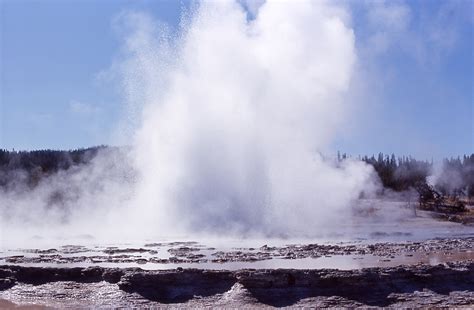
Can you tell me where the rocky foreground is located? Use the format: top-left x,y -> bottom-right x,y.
0,261 -> 473,308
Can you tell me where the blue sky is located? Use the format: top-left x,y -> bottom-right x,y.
0,0 -> 472,159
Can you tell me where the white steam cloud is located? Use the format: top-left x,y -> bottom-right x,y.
1,1 -> 377,243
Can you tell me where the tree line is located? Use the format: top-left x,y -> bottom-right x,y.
338,152 -> 473,198
1,147 -> 473,199
0,146 -> 106,189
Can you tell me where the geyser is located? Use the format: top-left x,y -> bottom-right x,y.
123,1 -> 375,236
1,0 -> 377,242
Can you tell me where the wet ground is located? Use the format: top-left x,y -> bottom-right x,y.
1,237 -> 473,271
2,209 -> 473,271
1,207 -> 473,307
0,236 -> 473,308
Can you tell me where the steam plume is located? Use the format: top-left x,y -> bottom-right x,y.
1,1 -> 377,242
123,1 -> 375,236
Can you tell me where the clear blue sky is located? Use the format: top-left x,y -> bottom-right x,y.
0,0 -> 472,159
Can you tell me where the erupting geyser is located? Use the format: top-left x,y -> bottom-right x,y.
1,0 -> 377,241
119,1 -> 376,236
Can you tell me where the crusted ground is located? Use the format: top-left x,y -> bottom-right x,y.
0,261 -> 473,308
2,237 -> 473,266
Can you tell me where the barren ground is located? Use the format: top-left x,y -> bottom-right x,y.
1,207 -> 473,308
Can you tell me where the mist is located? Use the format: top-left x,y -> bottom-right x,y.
1,1 -> 380,243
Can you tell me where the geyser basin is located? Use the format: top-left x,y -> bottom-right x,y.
2,206 -> 474,270
1,0 -> 473,307
0,0 -> 377,240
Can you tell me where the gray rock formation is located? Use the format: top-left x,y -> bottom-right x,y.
0,261 -> 473,307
